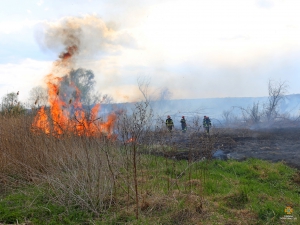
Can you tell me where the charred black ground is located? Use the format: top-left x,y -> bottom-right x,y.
143,127 -> 300,170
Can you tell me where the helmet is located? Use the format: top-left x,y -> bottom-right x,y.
182,116 -> 184,118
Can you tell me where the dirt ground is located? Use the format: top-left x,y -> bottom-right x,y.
216,127 -> 300,170
150,127 -> 300,170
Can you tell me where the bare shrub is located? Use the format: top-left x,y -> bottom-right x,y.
116,99 -> 154,219
264,79 -> 288,123
230,79 -> 289,128
222,109 -> 234,125
0,114 -> 122,216
240,102 -> 262,127
43,136 -> 121,215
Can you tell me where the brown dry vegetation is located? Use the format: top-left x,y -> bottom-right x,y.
0,114 -> 122,215
1,113 -> 299,224
0,112 -> 218,224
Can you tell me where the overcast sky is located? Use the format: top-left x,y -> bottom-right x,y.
0,0 -> 300,103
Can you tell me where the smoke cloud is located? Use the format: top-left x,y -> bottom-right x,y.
33,15 -> 139,102
37,15 -> 136,68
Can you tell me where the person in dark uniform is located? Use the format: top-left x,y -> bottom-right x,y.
180,116 -> 187,133
165,115 -> 174,131
203,116 -> 212,134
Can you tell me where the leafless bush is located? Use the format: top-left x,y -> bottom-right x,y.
240,102 -> 262,126
264,79 -> 288,123
226,79 -> 289,128
44,136 -> 121,215
0,114 -> 123,215
191,115 -> 202,132
116,98 -> 154,219
222,109 -> 233,125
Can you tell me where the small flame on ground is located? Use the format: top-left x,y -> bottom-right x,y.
125,137 -> 136,143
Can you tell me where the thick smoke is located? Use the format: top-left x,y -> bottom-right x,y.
34,15 -> 138,103
37,15 -> 135,72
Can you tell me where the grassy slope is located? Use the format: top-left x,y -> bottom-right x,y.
1,157 -> 299,225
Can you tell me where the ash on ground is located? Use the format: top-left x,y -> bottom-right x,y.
141,127 -> 300,170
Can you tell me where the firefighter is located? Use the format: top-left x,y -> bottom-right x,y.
203,116 -> 212,134
180,116 -> 187,133
165,115 -> 174,131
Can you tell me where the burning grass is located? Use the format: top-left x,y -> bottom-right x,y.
0,114 -> 122,216
31,73 -> 117,137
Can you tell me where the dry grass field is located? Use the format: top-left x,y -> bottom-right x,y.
0,114 -> 299,224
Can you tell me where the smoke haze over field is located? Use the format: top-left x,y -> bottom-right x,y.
0,0 -> 300,103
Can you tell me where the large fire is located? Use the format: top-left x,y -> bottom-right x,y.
32,72 -> 116,137
31,21 -> 117,137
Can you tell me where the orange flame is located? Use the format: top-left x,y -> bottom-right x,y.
32,75 -> 116,137
32,106 -> 50,134
31,23 -> 117,137
125,137 -> 136,143
32,67 -> 116,137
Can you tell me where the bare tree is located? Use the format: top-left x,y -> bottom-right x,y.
264,79 -> 288,122
238,102 -> 262,126
222,109 -> 233,125
116,78 -> 154,219
28,86 -> 48,107
100,94 -> 114,104
137,76 -> 151,102
60,68 -> 96,106
159,87 -> 172,101
60,68 -> 113,106
86,92 -> 114,105
247,102 -> 261,124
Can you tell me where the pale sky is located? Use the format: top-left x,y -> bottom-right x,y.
0,0 -> 300,103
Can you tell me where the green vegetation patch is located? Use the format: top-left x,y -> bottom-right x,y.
206,158 -> 300,224
0,157 -> 299,224
0,186 -> 93,225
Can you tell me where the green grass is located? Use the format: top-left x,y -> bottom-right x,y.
1,157 -> 299,224
0,186 -> 94,225
202,159 -> 300,224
